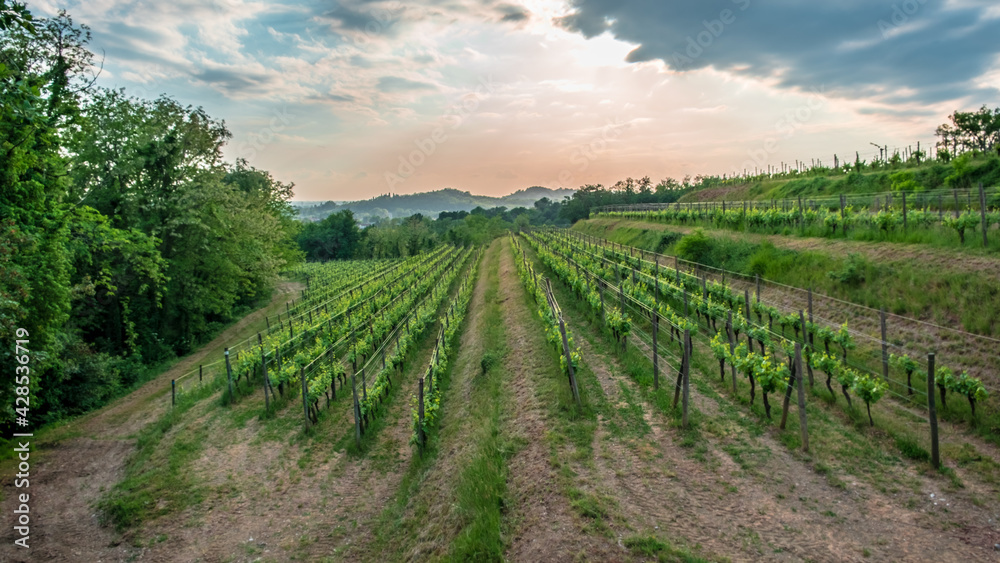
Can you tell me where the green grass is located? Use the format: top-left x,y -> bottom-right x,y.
623,534 -> 715,562
448,243 -> 516,562
96,381 -> 219,530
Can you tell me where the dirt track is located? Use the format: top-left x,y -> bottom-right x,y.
0,281 -> 302,563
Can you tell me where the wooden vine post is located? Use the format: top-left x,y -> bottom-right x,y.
171,379 -> 176,407
351,369 -> 362,446
653,259 -> 660,390
300,366 -> 310,428
225,348 -> 233,400
727,310 -> 737,393
559,315 -> 582,407
880,309 -> 889,381
799,310 -> 813,387
418,377 -> 426,452
980,182 -> 989,248
259,333 -> 269,413
795,342 -> 809,452
682,330 -> 691,428
902,191 -> 908,230
927,353 -> 940,469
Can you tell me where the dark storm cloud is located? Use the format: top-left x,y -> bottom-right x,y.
555,0 -> 1000,104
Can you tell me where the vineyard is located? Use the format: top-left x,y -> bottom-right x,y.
5,227 -> 1000,563
596,185 -> 1000,250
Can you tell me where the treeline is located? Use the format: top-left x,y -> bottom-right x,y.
297,179 -> 691,261
1,5 -> 301,429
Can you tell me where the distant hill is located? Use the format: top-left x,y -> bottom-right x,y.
294,186 -> 577,222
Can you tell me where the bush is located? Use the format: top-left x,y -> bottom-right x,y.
827,254 -> 867,286
480,351 -> 501,375
656,231 -> 682,252
675,229 -> 713,264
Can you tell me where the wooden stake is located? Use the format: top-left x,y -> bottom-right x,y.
795,342 -> 809,452
225,348 -> 233,400
902,191 -> 908,230
418,377 -> 426,451
301,367 -> 310,428
682,330 -> 691,428
980,182 -> 989,248
927,353 -> 940,469
652,313 -> 659,390
879,309 -> 889,382
559,316 -> 581,407
727,310 -> 737,393
351,370 -> 362,445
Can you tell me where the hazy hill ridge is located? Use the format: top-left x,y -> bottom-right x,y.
294,186 -> 576,221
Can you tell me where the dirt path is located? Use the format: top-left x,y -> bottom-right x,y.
0,281 -> 302,563
497,237 -> 625,562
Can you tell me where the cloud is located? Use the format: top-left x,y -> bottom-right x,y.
194,67 -> 275,95
376,75 -> 437,92
554,0 -> 1000,104
307,92 -> 357,103
496,3 -> 530,23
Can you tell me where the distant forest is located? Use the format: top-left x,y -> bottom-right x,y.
296,177 -> 694,261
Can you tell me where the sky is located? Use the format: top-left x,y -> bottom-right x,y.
31,0 -> 1000,201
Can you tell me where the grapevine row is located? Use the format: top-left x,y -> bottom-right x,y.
542,229 -> 989,424
410,247 -> 484,446
530,229 -> 892,424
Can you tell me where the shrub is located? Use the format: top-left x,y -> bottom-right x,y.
827,254 -> 867,286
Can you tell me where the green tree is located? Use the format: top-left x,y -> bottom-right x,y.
297,209 -> 362,260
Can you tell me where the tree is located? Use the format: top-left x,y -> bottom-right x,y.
936,105 -> 1000,156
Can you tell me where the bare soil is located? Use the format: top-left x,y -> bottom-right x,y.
497,237 -> 625,562
0,282 -> 302,563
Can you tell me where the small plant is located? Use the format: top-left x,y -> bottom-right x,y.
827,254 -> 867,286
943,211 -> 980,245
934,366 -> 955,409
950,371 -> 988,418
851,372 -> 888,426
889,353 -> 919,395
480,350 -> 501,375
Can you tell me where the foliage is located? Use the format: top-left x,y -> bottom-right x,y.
675,229 -> 713,264
0,6 -> 301,430
827,254 -> 867,286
